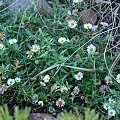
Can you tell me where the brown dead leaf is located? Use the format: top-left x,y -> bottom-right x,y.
80,9 -> 97,24
14,59 -> 23,70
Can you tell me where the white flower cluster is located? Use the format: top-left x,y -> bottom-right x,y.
7,77 -> 21,86
103,98 -> 116,117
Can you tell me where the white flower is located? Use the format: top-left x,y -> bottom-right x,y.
109,98 -> 115,104
0,44 -> 4,49
32,94 -> 39,103
108,109 -> 116,117
73,86 -> 80,94
43,75 -> 50,83
116,74 -> 120,83
100,22 -> 108,27
68,20 -> 77,28
56,98 -> 65,107
38,101 -> 44,106
92,25 -> 98,31
7,79 -> 15,86
105,76 -> 113,84
40,82 -> 46,86
26,51 -> 33,58
73,0 -> 84,3
58,37 -> 67,44
95,79 -> 101,85
15,77 -> 21,83
68,10 -> 72,15
87,44 -> 96,54
68,9 -> 78,15
9,39 -> 17,44
50,84 -> 58,93
84,23 -> 93,29
70,92 -> 76,101
31,44 -> 40,52
103,103 -> 111,110
75,72 -> 83,80
60,86 -> 68,93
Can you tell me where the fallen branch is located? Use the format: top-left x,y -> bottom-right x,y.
33,64 -> 100,78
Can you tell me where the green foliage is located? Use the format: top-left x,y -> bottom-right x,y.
0,0 -> 119,119
56,108 -> 101,120
0,104 -> 31,120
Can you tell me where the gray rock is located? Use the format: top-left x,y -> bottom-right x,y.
2,0 -> 52,13
29,113 -> 55,120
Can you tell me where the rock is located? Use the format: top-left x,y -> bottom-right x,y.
2,0 -> 52,13
29,113 -> 55,120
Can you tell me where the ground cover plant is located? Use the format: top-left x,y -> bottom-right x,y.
0,0 -> 120,119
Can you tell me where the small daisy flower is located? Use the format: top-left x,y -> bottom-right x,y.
95,79 -> 101,85
116,74 -> 120,83
0,32 -> 5,40
38,101 -> 44,106
15,77 -> 21,83
9,39 -> 17,45
60,86 -> 68,94
65,16 -> 73,22
56,98 -> 65,107
43,75 -> 50,83
75,54 -> 81,59
105,75 -> 113,84
40,82 -> 46,86
73,0 -> 84,3
31,44 -> 40,52
50,84 -> 58,93
99,85 -> 109,93
0,43 -> 4,49
87,44 -> 96,54
84,23 -> 93,29
2,84 -> 9,92
26,51 -> 33,58
7,79 -> 15,86
58,37 -> 67,44
73,86 -> 80,94
75,72 -> 83,80
49,106 -> 55,113
109,98 -> 115,104
32,94 -> 39,103
68,20 -> 77,28
108,109 -> 116,117
70,93 -> 76,102
103,103 -> 111,110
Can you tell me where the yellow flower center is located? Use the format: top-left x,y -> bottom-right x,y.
61,40 -> 65,43
33,47 -> 37,50
70,22 -> 74,26
0,46 -> 2,49
75,89 -> 79,92
62,89 -> 66,93
87,26 -> 90,29
90,48 -> 93,51
110,112 -> 113,115
58,101 -> 63,106
77,74 -> 81,78
0,33 -> 3,38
